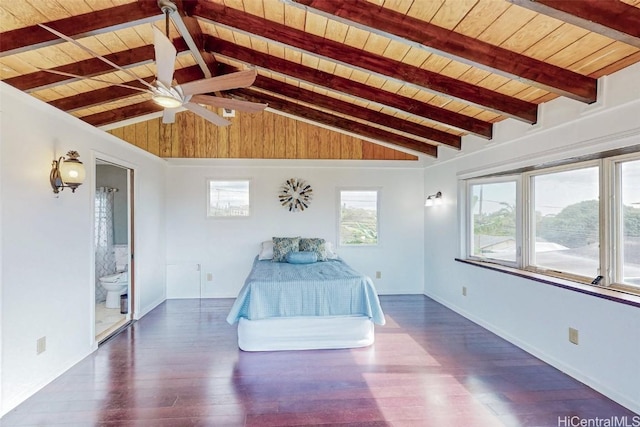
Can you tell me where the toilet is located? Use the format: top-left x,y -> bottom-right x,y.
99,271 -> 128,309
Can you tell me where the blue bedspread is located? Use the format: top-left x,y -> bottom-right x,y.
226,257 -> 386,325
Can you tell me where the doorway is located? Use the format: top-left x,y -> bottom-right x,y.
95,160 -> 134,343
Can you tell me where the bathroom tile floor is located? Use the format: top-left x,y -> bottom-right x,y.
95,302 -> 126,340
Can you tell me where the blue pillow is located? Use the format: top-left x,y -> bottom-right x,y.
286,251 -> 318,264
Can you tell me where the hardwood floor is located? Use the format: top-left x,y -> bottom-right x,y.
2,296 -> 636,426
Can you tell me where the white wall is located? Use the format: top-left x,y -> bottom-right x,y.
423,62 -> 640,413
165,160 -> 425,297
0,83 -> 167,416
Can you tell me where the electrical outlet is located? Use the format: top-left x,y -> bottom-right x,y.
207,273 -> 213,281
375,271 -> 381,279
569,327 -> 579,345
36,336 -> 46,354
462,286 -> 467,296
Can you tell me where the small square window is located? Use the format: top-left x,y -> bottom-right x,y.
207,179 -> 251,217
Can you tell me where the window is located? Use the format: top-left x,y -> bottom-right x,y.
468,179 -> 518,263
616,158 -> 640,288
529,166 -> 599,278
339,189 -> 379,245
462,152 -> 640,294
207,179 -> 250,217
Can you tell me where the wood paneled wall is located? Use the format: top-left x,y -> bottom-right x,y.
107,110 -> 418,161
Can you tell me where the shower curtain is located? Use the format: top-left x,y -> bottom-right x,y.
95,187 -> 117,303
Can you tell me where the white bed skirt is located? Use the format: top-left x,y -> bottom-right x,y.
237,315 -> 375,351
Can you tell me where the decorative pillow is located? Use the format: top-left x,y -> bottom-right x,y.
286,251 -> 318,264
325,241 -> 338,260
272,236 -> 300,262
258,240 -> 274,260
299,237 -> 328,261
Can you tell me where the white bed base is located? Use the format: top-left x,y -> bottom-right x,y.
237,315 -> 375,351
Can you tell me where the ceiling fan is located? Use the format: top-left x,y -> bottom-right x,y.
37,2 -> 267,127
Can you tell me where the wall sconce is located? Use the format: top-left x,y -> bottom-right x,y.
425,191 -> 442,207
50,150 -> 86,194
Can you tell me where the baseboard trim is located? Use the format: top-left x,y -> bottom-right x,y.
0,349 -> 91,418
423,291 -> 640,415
98,320 -> 134,346
136,296 -> 165,320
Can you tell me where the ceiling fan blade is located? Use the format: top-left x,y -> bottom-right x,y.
152,25 -> 177,87
38,23 -> 156,92
190,95 -> 267,113
184,102 -> 231,126
162,108 -> 178,124
177,70 -> 258,96
37,68 -> 152,94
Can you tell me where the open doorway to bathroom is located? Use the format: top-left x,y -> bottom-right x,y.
95,160 -> 133,343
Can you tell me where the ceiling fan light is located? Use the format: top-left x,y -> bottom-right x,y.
152,94 -> 182,108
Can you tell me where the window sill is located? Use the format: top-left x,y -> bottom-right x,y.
455,258 -> 640,309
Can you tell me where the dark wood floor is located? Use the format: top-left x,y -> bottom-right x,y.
2,296 -> 636,426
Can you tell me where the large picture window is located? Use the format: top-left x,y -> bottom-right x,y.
462,153 -> 640,294
529,166 -> 599,278
339,189 -> 379,246
207,179 -> 251,218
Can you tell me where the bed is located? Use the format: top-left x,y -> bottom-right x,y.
226,241 -> 385,351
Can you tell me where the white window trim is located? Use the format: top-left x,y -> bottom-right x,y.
206,178 -> 253,219
464,176 -> 521,268
522,160 -> 600,283
337,187 -> 381,247
461,151 -> 640,296
609,152 -> 640,291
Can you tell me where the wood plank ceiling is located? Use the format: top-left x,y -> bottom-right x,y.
1,0 -> 639,159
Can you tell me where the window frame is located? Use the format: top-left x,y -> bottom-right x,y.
609,153 -> 640,293
523,160 -> 601,283
461,150 -> 640,296
206,178 -> 252,219
337,187 -> 381,247
465,176 -> 521,268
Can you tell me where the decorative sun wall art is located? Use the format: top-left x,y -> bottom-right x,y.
278,178 -> 313,212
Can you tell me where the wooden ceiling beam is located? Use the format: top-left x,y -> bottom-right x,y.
0,2 -> 162,57
48,56 -> 457,150
192,1 -> 538,124
509,0 -> 640,49
168,0 -> 218,78
292,0 -> 598,103
250,75 -> 461,149
80,89 -> 438,157
233,88 -> 438,157
50,80 -> 151,113
3,39 -> 190,93
82,100 -> 163,127
48,66 -> 204,112
204,35 -> 493,138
